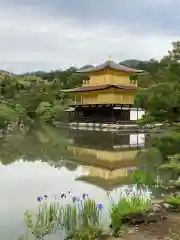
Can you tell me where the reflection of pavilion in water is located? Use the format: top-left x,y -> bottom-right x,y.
68,130 -> 145,190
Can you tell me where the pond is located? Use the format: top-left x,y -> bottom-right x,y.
0,125 -> 176,239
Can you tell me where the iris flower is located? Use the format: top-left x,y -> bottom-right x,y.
97,203 -> 103,209
37,196 -> 43,202
82,193 -> 88,199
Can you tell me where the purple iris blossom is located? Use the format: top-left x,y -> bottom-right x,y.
37,196 -> 43,202
138,164 -> 143,168
97,203 -> 103,209
129,169 -> 134,174
82,193 -> 88,199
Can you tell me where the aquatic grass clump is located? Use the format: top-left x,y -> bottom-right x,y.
109,196 -> 151,236
24,193 -> 103,239
164,195 -> 180,207
24,201 -> 59,239
127,165 -> 156,187
66,226 -> 103,240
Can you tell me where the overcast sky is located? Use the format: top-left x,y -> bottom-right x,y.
0,0 -> 179,73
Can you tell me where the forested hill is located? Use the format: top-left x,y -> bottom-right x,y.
15,59 -> 157,82
0,41 -> 180,126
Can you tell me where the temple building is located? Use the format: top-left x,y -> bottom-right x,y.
67,130 -> 145,191
62,59 -> 143,123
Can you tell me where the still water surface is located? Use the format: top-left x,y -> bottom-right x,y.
0,125 -> 156,239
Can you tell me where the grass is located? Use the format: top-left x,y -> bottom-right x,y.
109,196 -> 151,236
19,190 -> 153,239
164,196 -> 180,207
23,197 -> 103,239
66,226 -> 103,240
127,165 -> 157,187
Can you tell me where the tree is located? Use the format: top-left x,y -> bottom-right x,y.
135,41 -> 180,123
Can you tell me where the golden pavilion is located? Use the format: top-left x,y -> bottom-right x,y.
62,59 -> 143,123
67,130 -> 145,191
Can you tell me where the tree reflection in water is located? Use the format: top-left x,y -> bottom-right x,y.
0,124 -> 78,171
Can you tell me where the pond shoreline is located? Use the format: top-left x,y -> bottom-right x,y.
55,121 -> 164,133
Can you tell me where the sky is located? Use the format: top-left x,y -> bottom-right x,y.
0,0 -> 179,73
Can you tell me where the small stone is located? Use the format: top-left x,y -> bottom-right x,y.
128,227 -> 137,234
164,203 -> 171,209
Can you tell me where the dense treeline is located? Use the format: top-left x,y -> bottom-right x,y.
1,41 -> 180,129
134,41 -> 180,123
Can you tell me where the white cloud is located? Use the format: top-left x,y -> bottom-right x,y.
0,5 -> 178,73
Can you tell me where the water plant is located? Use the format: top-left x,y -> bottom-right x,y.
127,164 -> 157,188
65,226 -> 103,240
23,193 -> 103,239
164,195 -> 180,207
109,196 -> 151,236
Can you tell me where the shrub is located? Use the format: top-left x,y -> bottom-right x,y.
109,196 -> 151,236
158,154 -> 180,173
164,196 -> 180,207
148,133 -> 180,158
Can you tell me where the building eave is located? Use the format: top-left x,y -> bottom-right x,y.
61,84 -> 137,93
77,61 -> 143,74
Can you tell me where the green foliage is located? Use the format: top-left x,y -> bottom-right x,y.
24,198 -> 102,239
158,154 -> 180,173
136,114 -> 155,125
109,196 -> 151,235
164,196 -> 180,207
66,226 -> 102,240
0,103 -> 18,128
134,41 -> 180,123
0,70 -> 73,128
148,133 -> 180,158
127,166 -> 157,187
24,202 -> 58,238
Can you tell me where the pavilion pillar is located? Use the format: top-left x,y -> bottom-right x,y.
121,109 -> 131,121
137,108 -> 138,120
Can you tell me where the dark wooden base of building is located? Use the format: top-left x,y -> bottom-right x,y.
68,104 -> 139,123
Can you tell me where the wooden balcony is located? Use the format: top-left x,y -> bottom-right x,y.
74,94 -> 134,105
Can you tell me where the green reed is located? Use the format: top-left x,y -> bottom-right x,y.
24,198 -> 102,239
24,201 -> 59,239
127,166 -> 157,187
164,195 -> 180,207
109,195 -> 151,235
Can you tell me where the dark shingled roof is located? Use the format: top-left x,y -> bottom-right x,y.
61,84 -> 137,93
77,60 -> 143,74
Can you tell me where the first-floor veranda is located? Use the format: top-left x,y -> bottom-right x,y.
66,104 -> 144,123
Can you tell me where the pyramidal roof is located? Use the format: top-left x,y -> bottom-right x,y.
77,60 -> 143,74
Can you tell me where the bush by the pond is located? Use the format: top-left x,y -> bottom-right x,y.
158,154 -> 180,173
169,180 -> 180,188
109,196 -> 151,236
164,196 -> 180,207
159,163 -> 180,173
148,133 -> 180,158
